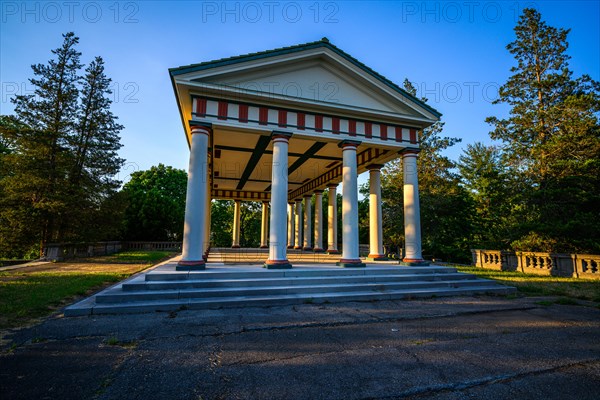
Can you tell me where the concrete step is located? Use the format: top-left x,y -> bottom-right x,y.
143,266 -> 458,281
122,272 -> 474,291
68,285 -> 514,316
96,279 -> 495,303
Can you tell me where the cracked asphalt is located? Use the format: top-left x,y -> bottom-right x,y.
1,296 -> 599,400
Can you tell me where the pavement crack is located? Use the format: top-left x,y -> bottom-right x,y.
365,358 -> 600,399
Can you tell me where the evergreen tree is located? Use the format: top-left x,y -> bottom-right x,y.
61,57 -> 124,241
458,143 -> 515,249
8,32 -> 81,252
486,8 -> 600,252
0,33 -> 125,257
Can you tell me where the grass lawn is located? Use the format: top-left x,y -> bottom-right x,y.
0,250 -> 175,330
454,265 -> 600,304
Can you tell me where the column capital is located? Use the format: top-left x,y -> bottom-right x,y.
400,148 -> 421,156
189,121 -> 212,133
366,163 -> 385,171
294,198 -> 302,202
338,139 -> 361,149
313,189 -> 324,195
303,193 -> 312,198
326,183 -> 339,189
271,130 -> 293,142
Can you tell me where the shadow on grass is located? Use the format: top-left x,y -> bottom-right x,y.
455,265 -> 600,303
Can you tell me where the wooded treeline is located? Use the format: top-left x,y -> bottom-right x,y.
1,10 -> 598,263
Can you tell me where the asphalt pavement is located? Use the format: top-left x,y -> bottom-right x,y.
1,296 -> 599,400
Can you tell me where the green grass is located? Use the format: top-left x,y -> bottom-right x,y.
84,250 -> 172,264
454,265 -> 600,303
0,250 -> 174,330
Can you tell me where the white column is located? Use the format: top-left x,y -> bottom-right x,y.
287,202 -> 295,248
265,132 -> 292,269
303,194 -> 312,250
179,126 -> 210,269
260,201 -> 269,248
338,141 -> 364,267
204,178 -> 212,257
326,184 -> 339,254
367,165 -> 386,260
232,200 -> 241,248
313,190 -> 324,252
294,199 -> 302,249
402,150 -> 426,265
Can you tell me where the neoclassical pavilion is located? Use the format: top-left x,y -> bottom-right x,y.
169,39 -> 441,270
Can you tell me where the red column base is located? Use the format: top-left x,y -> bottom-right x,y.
327,249 -> 340,254
313,248 -> 325,252
264,259 -> 293,269
231,245 -> 241,248
260,245 -> 268,249
176,259 -> 206,271
336,258 -> 366,268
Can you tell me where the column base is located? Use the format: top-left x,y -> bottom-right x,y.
337,259 -> 366,268
327,249 -> 340,255
259,245 -> 268,249
264,260 -> 293,269
231,245 -> 241,249
399,258 -> 430,266
366,254 -> 388,261
294,246 -> 302,250
313,247 -> 325,253
302,246 -> 313,251
176,260 -> 206,271
287,245 -> 294,249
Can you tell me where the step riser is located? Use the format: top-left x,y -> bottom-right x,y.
81,286 -> 514,315
123,273 -> 474,291
144,267 -> 457,281
97,280 -> 491,303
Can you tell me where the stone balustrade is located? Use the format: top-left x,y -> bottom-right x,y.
471,249 -> 600,280
44,241 -> 182,261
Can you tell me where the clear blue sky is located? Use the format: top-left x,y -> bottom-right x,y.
2,1 -> 599,183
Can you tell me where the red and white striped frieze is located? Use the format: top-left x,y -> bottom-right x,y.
192,96 -> 419,145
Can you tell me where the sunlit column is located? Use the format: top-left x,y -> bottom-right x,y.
232,200 -> 241,248
204,177 -> 212,259
326,184 -> 339,254
260,201 -> 269,249
402,150 -> 427,265
338,140 -> 364,267
287,202 -> 295,248
265,132 -> 292,269
367,165 -> 386,260
313,190 -> 324,252
294,199 -> 303,249
303,194 -> 313,251
179,125 -> 210,270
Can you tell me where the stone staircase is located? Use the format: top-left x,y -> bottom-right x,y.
65,261 -> 515,316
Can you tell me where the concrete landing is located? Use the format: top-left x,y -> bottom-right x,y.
64,257 -> 515,316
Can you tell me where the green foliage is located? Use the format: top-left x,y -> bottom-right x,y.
122,164 -> 187,241
0,32 -> 124,258
484,8 -> 600,253
209,200 -> 262,247
210,200 -> 234,247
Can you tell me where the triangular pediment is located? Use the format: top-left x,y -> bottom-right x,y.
171,42 -> 441,122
